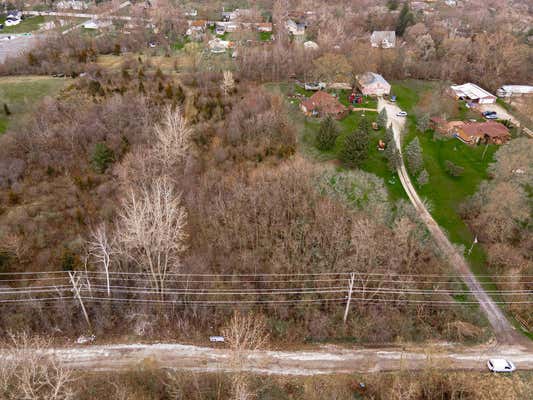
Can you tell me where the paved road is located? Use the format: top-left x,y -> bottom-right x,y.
23,1 -> 134,22
377,98 -> 526,345
34,342 -> 533,374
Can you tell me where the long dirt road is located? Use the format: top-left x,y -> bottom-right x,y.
39,342 -> 533,374
377,98 -> 525,345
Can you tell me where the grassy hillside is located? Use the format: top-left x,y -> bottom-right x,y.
0,75 -> 69,133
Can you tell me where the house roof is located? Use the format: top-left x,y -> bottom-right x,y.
256,22 -> 272,29
301,91 -> 346,115
358,72 -> 390,87
370,31 -> 396,45
190,19 -> 207,27
498,85 -> 533,95
450,83 -> 496,100
458,121 -> 510,139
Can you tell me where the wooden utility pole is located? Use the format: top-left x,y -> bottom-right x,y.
69,271 -> 91,329
343,272 -> 355,324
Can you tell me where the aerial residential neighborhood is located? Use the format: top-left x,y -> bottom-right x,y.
0,0 -> 531,398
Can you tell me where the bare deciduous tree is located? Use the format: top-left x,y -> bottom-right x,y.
221,70 -> 235,96
88,223 -> 115,297
221,312 -> 267,400
0,333 -> 75,400
153,106 -> 192,171
0,232 -> 28,262
222,312 -> 269,355
231,374 -> 254,400
116,176 -> 188,296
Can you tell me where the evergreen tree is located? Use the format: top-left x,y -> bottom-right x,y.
316,116 -> 339,151
359,116 -> 370,135
405,137 -> 424,174
3,103 -> 11,116
417,169 -> 429,186
341,129 -> 369,168
113,43 -> 121,56
387,0 -> 399,10
385,126 -> 394,144
155,67 -> 164,81
387,148 -> 401,171
396,2 -> 414,36
165,83 -> 174,99
175,85 -> 185,103
444,160 -> 464,177
91,142 -> 115,173
121,67 -> 130,81
417,113 -> 430,132
27,51 -> 38,66
383,126 -> 399,171
377,108 -> 388,128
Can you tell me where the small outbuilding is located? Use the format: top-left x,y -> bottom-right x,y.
496,85 -> 533,98
357,72 -> 391,96
300,91 -> 347,119
450,83 -> 496,104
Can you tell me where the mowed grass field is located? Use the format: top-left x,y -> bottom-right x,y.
0,76 -> 69,133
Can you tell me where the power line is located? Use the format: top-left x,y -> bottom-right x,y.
77,285 -> 533,296
2,270 -> 532,278
0,292 -> 531,305
1,283 -> 532,297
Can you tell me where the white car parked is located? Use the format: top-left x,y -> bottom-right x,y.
487,359 -> 516,373
396,111 -> 408,117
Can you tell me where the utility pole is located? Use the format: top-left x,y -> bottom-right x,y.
343,272 -> 355,324
69,271 -> 91,329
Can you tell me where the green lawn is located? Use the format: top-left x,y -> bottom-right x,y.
271,82 -> 405,201
0,76 -> 69,134
1,16 -> 45,33
332,89 -> 378,109
393,81 -> 502,283
172,36 -> 190,51
405,129 -> 497,262
259,31 -> 272,41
